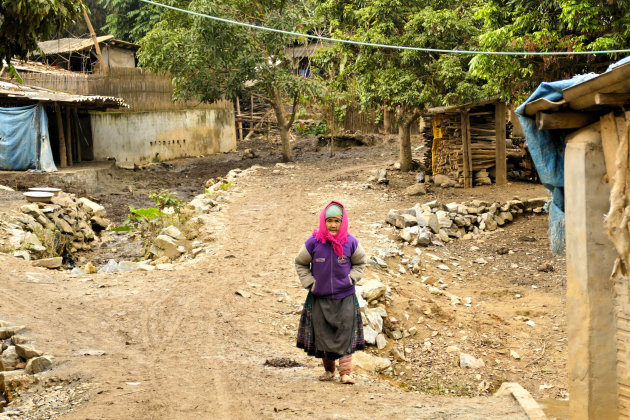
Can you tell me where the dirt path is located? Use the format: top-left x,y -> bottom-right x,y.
0,148 -> 542,418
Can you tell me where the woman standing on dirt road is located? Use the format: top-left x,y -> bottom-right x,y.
295,201 -> 368,384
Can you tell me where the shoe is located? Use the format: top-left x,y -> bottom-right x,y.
340,374 -> 355,384
319,371 -> 335,381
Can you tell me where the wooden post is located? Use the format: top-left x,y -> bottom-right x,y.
73,108 -> 82,163
461,109 -> 472,188
250,95 -> 254,136
236,96 -> 243,141
65,106 -> 73,167
565,125 -> 618,420
600,112 -> 620,182
82,6 -> 106,75
495,102 -> 507,185
54,103 -> 67,168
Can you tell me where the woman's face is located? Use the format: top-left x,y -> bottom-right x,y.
326,217 -> 342,236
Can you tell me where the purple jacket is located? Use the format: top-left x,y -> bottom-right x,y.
302,234 -> 362,299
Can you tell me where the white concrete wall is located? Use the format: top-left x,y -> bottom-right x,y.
90,108 -> 236,167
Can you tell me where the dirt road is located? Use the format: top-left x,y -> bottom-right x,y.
1,140 -> 560,419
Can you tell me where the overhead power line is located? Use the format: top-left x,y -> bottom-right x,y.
139,0 -> 630,56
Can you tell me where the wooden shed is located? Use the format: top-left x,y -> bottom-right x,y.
426,99 -> 507,188
521,59 -> 630,419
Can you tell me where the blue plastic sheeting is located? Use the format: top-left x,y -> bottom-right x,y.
0,104 -> 57,172
515,73 -> 599,255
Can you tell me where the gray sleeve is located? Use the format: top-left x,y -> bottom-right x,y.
349,243 -> 368,284
295,244 -> 316,289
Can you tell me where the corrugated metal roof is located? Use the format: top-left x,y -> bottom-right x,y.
36,36 -> 139,56
0,80 -> 128,109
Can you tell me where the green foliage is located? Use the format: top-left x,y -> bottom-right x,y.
99,0 -> 164,42
113,190 -> 189,255
470,0 -> 630,103
0,0 -> 82,72
30,225 -> 70,259
295,120 -> 329,135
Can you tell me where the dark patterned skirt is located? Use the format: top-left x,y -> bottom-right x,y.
296,292 -> 365,360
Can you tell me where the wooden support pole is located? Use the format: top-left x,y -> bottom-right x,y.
236,96 -> 243,141
82,6 -> 106,75
600,112 -> 620,183
250,95 -> 254,136
65,106 -> 73,167
54,103 -> 67,168
72,108 -> 82,163
461,109 -> 472,188
495,102 -> 507,186
595,92 -> 630,107
536,111 -> 598,130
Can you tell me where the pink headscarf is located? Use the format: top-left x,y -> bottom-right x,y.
313,200 -> 349,257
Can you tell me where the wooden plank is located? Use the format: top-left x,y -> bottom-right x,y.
54,103 -> 67,168
595,93 -> 630,107
461,110 -> 472,188
600,112 -> 620,183
563,60 -> 630,102
65,106 -> 73,167
536,111 -> 598,130
495,102 -> 507,185
72,108 -> 82,163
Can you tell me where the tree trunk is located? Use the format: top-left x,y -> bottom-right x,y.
397,105 -> 420,172
383,102 -> 392,134
270,88 -> 292,162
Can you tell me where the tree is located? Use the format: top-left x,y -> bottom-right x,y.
99,0 -> 164,42
64,0 -> 108,37
0,0 -> 82,76
138,0 -> 320,162
470,0 -> 630,103
316,0 -> 485,171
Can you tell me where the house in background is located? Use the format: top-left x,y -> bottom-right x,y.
3,36 -> 237,169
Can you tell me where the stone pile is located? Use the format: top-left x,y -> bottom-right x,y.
356,274 -> 416,351
386,197 -> 548,246
1,321 -> 53,409
0,193 -> 109,268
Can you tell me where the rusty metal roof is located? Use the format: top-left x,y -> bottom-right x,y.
36,36 -> 139,56
0,80 -> 128,109
523,60 -> 630,117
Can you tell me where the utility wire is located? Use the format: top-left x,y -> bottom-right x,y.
140,0 -> 630,56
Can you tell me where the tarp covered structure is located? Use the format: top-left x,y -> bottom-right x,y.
0,104 -> 57,172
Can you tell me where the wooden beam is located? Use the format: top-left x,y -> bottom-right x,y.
54,103 -> 67,168
65,106 -> 73,167
536,111 -> 598,130
461,110 -> 472,188
83,7 -> 106,75
495,102 -> 507,185
600,112 -> 620,184
595,93 -> 630,107
72,108 -> 82,163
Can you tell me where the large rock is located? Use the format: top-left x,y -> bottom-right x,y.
0,370 -> 34,394
25,355 -> 53,374
361,279 -> 387,302
420,212 -> 440,234
400,226 -> 419,243
0,326 -> 25,340
14,344 -> 42,360
364,308 -> 384,332
153,235 -> 184,260
0,346 -> 20,371
375,169 -> 388,184
417,229 -> 432,246
160,225 -> 184,241
363,325 -> 378,345
460,353 -> 485,368
31,257 -> 63,269
433,174 -> 455,186
353,351 -> 392,373
404,184 -> 426,196
436,211 -> 453,228
79,198 -> 106,218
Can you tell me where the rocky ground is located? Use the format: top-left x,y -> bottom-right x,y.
0,134 -> 567,419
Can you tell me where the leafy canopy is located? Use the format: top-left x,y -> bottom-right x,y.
138,0 -> 319,104
0,0 -> 82,64
99,0 -> 164,42
316,0 -> 485,114
470,0 -> 630,103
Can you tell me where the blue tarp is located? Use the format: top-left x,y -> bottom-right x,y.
0,104 -> 57,172
515,59 -> 630,254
